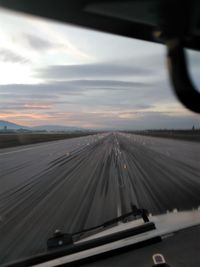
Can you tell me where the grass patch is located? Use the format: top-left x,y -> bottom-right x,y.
0,132 -> 95,149
126,130 -> 200,142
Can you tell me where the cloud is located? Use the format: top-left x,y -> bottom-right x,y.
0,77 -> 178,115
0,93 -> 60,100
0,48 -> 29,63
0,78 -> 176,116
0,99 -> 69,111
0,79 -> 150,95
58,111 -> 199,130
23,33 -> 55,51
64,79 -> 148,88
0,112 -> 53,123
37,62 -> 153,80
0,65 -> 198,129
0,83 -> 77,95
1,107 -> 198,129
0,103 -> 50,110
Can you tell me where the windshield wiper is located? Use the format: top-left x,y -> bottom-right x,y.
47,205 -> 154,250
4,206 -> 161,267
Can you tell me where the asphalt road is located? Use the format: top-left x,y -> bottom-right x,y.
0,132 -> 200,264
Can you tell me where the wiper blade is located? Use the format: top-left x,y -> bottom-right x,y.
47,205 -> 151,249
73,205 -> 149,236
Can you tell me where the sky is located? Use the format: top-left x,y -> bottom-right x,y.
0,8 -> 199,130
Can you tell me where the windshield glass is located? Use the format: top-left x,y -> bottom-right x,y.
0,7 -> 200,265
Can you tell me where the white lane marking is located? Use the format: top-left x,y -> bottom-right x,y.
0,139 -> 70,156
0,134 -> 102,157
0,142 -> 63,156
0,136 -> 94,156
0,146 -> 41,156
117,201 -> 122,221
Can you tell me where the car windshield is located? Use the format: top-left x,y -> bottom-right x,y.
0,7 -> 200,265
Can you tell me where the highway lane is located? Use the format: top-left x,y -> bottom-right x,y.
0,132 -> 200,264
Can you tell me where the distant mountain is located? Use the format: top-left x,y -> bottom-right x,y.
0,120 -> 89,132
31,125 -> 85,132
0,120 -> 29,130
